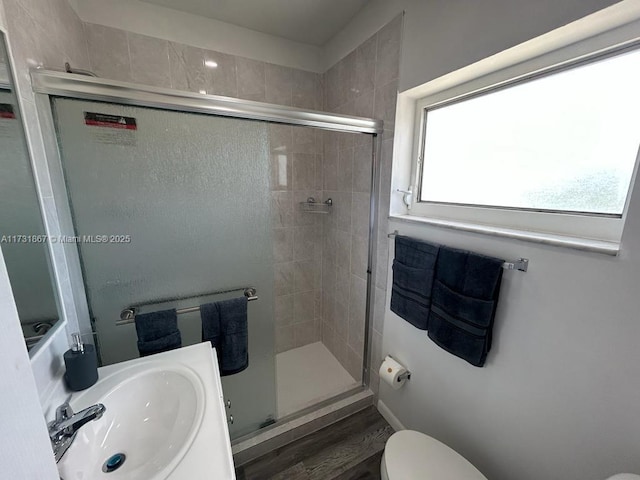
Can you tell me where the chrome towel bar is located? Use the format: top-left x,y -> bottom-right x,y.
387,230 -> 529,272
116,287 -> 257,326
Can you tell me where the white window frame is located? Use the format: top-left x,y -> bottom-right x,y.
393,1 -> 640,252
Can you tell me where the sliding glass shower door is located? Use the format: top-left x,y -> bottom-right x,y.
53,98 -> 276,438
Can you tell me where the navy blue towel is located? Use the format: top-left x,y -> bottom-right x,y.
134,308 -> 181,357
428,246 -> 503,367
390,235 -> 440,330
201,297 -> 249,376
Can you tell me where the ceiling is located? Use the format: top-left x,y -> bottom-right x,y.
139,0 -> 371,46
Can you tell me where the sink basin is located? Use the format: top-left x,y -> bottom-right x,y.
57,364 -> 205,480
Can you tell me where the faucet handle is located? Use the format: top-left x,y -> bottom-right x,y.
55,402 -> 73,423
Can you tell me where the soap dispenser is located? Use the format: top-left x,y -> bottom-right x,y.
64,333 -> 98,391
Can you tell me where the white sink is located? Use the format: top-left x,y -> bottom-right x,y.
56,344 -> 235,480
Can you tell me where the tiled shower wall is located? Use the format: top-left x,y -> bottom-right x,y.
81,17 -> 400,376
320,130 -> 371,382
83,22 -> 323,108
321,15 -> 402,391
6,0 -> 398,385
80,22 -> 327,354
270,124 -> 324,353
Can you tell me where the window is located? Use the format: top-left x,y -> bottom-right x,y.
398,4 -> 640,249
419,48 -> 640,218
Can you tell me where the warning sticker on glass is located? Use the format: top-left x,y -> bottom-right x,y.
84,112 -> 137,130
84,111 -> 137,146
0,103 -> 16,119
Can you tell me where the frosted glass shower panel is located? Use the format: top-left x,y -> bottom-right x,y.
53,98 -> 276,438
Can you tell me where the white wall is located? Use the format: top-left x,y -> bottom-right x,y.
72,0 -> 324,73
368,1 -> 640,479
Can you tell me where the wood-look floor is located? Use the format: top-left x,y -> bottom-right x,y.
235,406 -> 393,480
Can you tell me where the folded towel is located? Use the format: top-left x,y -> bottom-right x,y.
428,246 -> 503,367
201,297 -> 249,376
390,235 -> 440,330
134,308 -> 181,357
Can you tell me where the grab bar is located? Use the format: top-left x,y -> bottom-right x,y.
387,230 -> 529,272
116,286 -> 257,326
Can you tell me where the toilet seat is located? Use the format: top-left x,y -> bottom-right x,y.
382,430 -> 487,480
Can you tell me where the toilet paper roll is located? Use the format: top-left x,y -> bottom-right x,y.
379,355 -> 408,390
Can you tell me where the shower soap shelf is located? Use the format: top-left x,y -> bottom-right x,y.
300,197 -> 332,214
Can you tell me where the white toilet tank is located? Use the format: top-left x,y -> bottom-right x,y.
381,430 -> 487,480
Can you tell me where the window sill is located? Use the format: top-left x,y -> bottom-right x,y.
390,214 -> 620,256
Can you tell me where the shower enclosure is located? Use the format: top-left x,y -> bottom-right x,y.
34,71 -> 381,440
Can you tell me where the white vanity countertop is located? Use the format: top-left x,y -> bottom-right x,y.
68,343 -> 235,480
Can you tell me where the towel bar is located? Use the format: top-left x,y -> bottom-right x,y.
387,230 -> 529,272
116,287 -> 257,326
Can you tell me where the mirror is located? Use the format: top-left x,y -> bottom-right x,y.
0,33 -> 60,350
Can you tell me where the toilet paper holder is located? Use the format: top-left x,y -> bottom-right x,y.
388,355 -> 411,382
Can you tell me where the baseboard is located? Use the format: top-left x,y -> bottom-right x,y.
377,400 -> 406,431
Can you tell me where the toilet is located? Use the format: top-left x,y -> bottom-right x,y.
381,430 -> 487,480
381,430 -> 640,480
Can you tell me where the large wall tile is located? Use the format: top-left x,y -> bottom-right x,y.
353,143 -> 372,193
351,192 -> 370,238
337,51 -> 356,108
168,42 -> 206,93
325,64 -> 340,110
293,320 -> 317,347
128,32 -> 171,88
293,260 -> 315,293
293,291 -> 315,322
335,229 -> 351,270
294,226 -> 320,261
84,23 -> 132,82
292,126 -> 320,154
274,261 -> 294,296
354,34 -> 377,95
292,153 -> 316,190
204,50 -> 238,97
374,79 -> 399,130
337,147 -> 354,192
375,15 -> 402,86
265,63 -> 293,106
350,234 -> 368,280
269,124 -> 293,153
236,57 -> 265,102
276,326 -> 295,353
345,345 -> 363,382
333,191 -> 352,232
335,266 -> 351,313
353,89 -> 374,119
270,152 -> 292,191
275,294 -> 294,327
292,70 -> 322,110
273,228 -> 293,263
271,191 -> 293,228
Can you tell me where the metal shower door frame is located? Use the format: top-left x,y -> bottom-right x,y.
31,68 -> 383,393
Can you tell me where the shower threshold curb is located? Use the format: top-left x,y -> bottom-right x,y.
232,388 -> 374,467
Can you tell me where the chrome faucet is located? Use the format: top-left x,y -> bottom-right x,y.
48,402 -> 106,462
